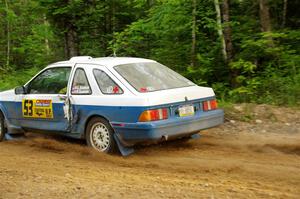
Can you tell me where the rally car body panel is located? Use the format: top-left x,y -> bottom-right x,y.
0,57 -> 224,147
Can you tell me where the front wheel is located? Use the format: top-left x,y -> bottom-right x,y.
0,113 -> 6,141
86,117 -> 117,154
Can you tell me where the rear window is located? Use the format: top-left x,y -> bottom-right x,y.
114,62 -> 195,92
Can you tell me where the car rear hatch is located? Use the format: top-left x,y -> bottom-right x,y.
137,85 -> 218,122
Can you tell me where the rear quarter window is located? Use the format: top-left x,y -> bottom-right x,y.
93,69 -> 123,94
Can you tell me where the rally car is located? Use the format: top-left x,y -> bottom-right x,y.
0,56 -> 224,155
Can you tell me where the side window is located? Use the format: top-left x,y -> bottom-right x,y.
93,69 -> 123,94
28,67 -> 71,94
71,68 -> 92,95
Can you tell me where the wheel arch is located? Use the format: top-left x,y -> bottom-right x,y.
0,109 -> 4,118
0,105 -> 7,119
83,114 -> 112,137
0,105 -> 8,134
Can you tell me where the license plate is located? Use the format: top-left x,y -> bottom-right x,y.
178,105 -> 194,117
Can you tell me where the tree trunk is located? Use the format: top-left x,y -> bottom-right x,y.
214,0 -> 227,61
64,32 -> 69,59
43,14 -> 50,56
67,27 -> 79,58
191,0 -> 197,67
112,0 -> 116,33
221,0 -> 237,87
259,0 -> 274,47
4,0 -> 10,68
259,0 -> 272,32
282,0 -> 288,28
104,1 -> 111,56
63,20 -> 79,59
221,0 -> 233,62
112,0 -> 117,56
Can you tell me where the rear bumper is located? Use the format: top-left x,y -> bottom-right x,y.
112,109 -> 224,146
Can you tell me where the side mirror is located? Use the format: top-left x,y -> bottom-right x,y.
15,86 -> 26,95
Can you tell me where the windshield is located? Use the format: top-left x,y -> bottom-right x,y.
114,62 -> 195,92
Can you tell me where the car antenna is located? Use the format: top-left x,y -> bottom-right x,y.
108,48 -> 117,57
108,52 -> 117,57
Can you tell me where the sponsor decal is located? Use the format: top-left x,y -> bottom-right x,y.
72,85 -> 90,94
22,99 -> 53,119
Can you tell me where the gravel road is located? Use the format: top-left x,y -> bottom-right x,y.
0,104 -> 299,198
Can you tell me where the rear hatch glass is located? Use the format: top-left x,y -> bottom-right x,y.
114,62 -> 195,93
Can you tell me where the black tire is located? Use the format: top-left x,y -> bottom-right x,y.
85,117 -> 117,154
0,112 -> 6,142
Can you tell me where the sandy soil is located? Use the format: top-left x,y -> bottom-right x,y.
0,104 -> 299,199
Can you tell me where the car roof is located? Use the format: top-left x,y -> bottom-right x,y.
49,56 -> 156,68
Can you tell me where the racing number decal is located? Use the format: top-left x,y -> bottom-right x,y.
22,99 -> 53,119
23,99 -> 33,116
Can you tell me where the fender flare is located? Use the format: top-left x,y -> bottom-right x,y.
0,103 -> 8,119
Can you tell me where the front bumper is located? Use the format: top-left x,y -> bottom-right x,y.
112,109 -> 224,147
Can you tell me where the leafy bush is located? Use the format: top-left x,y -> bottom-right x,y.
0,68 -> 40,91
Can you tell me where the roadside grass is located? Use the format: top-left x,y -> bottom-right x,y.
218,100 -> 300,123
0,67 -> 40,91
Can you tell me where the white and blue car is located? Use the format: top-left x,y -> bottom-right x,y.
0,56 -> 224,155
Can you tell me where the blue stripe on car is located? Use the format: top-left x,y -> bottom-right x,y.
0,96 -> 224,145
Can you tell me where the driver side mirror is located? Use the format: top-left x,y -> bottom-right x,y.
15,86 -> 26,95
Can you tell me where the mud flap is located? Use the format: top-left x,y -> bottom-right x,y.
113,134 -> 134,156
191,133 -> 200,139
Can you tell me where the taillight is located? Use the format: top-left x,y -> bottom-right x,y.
202,99 -> 218,111
139,108 -> 168,122
210,99 -> 217,109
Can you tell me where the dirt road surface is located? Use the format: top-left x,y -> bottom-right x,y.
0,104 -> 299,198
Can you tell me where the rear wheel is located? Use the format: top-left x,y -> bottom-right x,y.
0,113 -> 6,141
86,117 -> 117,154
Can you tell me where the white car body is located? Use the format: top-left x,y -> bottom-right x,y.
0,56 -> 224,155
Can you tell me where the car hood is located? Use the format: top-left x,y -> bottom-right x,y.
0,89 -> 15,101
